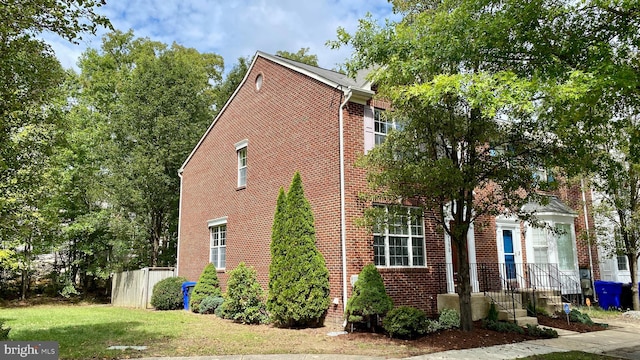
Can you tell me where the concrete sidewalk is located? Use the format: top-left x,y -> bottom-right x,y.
139,316 -> 640,360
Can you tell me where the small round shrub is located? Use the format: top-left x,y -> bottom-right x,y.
438,308 -> 460,329
382,306 -> 428,339
0,320 -> 11,340
481,319 -> 524,334
424,319 -> 442,334
151,276 -> 188,310
525,324 -> 558,338
190,264 -> 222,313
198,296 -> 225,314
222,263 -> 268,324
569,309 -> 594,325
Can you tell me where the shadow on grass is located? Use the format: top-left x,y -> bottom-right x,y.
10,321 -> 168,359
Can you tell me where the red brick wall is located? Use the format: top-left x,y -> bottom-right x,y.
178,56 -> 344,310
340,100 -> 447,316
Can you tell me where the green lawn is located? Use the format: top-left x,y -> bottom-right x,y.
0,304 -> 630,360
0,303 -> 405,359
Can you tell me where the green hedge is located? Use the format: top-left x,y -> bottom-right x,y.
150,276 -> 187,310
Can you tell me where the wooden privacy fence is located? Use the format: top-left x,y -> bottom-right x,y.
111,267 -> 175,308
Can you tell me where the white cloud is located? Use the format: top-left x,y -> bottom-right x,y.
42,0 -> 396,73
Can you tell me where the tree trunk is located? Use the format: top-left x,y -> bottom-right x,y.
629,253 -> 639,311
150,210 -> 163,267
455,235 -> 473,331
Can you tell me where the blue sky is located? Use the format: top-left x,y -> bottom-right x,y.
44,0 -> 396,73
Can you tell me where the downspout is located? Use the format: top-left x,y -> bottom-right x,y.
581,177 -> 596,301
339,88 -> 353,312
176,169 -> 184,277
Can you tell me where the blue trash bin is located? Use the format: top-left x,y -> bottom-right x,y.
181,281 -> 197,310
595,280 -> 623,310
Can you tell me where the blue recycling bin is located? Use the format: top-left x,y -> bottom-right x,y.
594,280 -> 623,310
181,281 -> 197,310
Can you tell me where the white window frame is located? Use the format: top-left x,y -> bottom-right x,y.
235,139 -> 248,188
208,217 -> 227,269
373,108 -> 396,145
373,206 -> 426,267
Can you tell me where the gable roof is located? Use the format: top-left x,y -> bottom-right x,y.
179,51 -> 374,173
522,196 -> 578,217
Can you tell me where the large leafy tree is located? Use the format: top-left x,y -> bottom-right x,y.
0,0 -> 109,297
537,1 -> 640,311
74,30 -> 223,267
329,0 -> 585,330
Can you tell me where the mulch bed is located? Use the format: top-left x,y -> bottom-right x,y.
537,314 -> 608,333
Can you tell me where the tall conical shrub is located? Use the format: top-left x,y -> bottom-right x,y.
345,263 -> 393,331
190,263 -> 222,313
267,172 -> 330,327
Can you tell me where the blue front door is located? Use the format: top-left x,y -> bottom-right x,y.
503,230 -> 516,279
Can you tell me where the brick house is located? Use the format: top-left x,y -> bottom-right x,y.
177,51 -> 600,320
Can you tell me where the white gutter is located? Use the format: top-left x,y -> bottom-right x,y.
339,88 -> 353,311
581,177 -> 596,300
176,170 -> 184,276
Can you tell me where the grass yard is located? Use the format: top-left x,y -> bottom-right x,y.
0,303 -> 632,360
0,303 -> 406,359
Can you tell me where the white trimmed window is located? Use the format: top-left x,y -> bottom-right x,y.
208,217 -> 227,269
374,108 -> 395,145
235,139 -> 248,187
555,223 -> 575,271
530,223 -> 577,271
373,206 -> 425,267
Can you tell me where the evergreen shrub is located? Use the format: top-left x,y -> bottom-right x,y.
190,263 -> 222,313
382,306 -> 428,339
525,324 -> 558,338
481,319 -> 524,334
345,263 -> 393,331
569,309 -> 594,325
150,276 -> 187,310
487,302 -> 499,321
198,296 -> 225,315
267,173 -> 330,328
221,263 -> 268,324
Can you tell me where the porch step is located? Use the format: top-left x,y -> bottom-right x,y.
537,293 -> 562,314
485,291 -> 524,304
510,316 -> 539,326
497,308 -> 528,321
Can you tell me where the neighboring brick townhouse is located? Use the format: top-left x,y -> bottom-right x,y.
177,51 -> 600,320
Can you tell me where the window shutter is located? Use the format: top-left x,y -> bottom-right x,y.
363,105 -> 375,153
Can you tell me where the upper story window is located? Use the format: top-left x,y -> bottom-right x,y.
208,217 -> 227,270
374,108 -> 395,145
235,139 -> 248,188
373,206 -> 426,267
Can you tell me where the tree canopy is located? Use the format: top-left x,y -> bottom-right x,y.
276,47 -> 319,66
329,0 -> 611,329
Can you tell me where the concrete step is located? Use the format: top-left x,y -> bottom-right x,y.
498,308 -> 528,321
513,316 -> 539,326
485,292 -> 524,304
